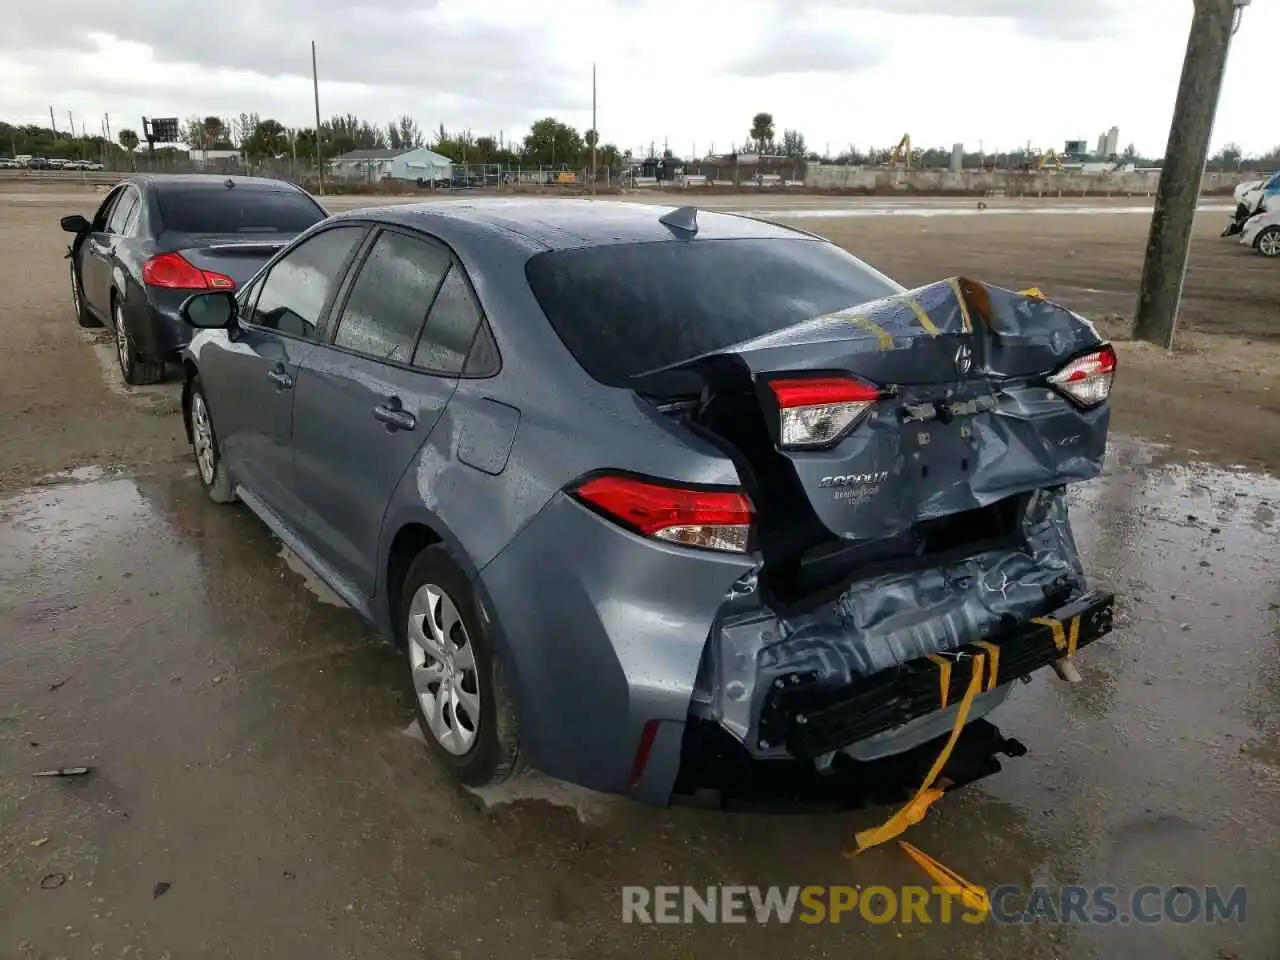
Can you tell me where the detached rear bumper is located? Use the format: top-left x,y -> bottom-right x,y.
758,590 -> 1114,760
668,591 -> 1113,810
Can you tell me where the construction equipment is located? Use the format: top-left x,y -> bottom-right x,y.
1037,149 -> 1065,173
889,134 -> 912,169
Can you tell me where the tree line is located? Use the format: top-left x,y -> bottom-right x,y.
4,111 -> 1279,173
177,113 -> 625,170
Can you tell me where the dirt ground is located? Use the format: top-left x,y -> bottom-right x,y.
1,189 -> 1277,960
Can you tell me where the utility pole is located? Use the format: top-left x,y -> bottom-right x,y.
1134,0 -> 1246,348
591,62 -> 597,196
311,40 -> 325,196
50,106 -> 57,137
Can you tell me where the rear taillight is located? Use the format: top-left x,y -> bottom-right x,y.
767,376 -> 882,449
1047,345 -> 1117,408
142,252 -> 236,291
571,473 -> 754,554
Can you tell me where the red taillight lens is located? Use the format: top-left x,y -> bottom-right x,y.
142,252 -> 236,291
571,473 -> 754,554
1047,345 -> 1117,408
767,375 -> 882,449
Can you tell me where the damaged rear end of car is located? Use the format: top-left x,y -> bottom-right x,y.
626,277 -> 1118,807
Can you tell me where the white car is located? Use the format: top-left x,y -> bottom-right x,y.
1234,177 -> 1265,206
1240,209 -> 1280,257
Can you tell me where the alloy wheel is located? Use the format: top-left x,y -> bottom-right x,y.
1259,230 -> 1280,258
114,305 -> 130,373
407,583 -> 481,756
191,392 -> 216,486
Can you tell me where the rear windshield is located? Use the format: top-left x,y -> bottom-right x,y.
157,187 -> 325,234
524,238 -> 903,386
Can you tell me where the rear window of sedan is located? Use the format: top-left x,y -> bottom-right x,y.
524,238 -> 903,387
157,187 -> 326,234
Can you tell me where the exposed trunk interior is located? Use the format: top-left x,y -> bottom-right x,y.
647,379 -> 1026,607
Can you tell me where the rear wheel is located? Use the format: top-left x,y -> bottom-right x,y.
113,299 -> 165,386
1255,226 -> 1280,258
400,546 -> 524,787
187,375 -> 237,503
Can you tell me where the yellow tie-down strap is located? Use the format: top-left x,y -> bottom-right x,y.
899,841 -> 991,917
926,654 -> 952,708
845,653 -> 985,855
843,653 -> 992,918
1033,614 -> 1081,659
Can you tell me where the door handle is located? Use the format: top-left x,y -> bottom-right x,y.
373,401 -> 417,432
267,366 -> 294,389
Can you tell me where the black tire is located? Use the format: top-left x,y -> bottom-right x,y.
186,374 -> 237,503
112,298 -> 165,386
70,260 -> 101,328
399,546 -> 524,787
1254,226 -> 1280,258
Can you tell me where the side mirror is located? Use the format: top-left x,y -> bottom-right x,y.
60,214 -> 91,234
180,291 -> 238,330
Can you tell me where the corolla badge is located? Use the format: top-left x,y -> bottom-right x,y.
954,344 -> 974,376
818,471 -> 890,488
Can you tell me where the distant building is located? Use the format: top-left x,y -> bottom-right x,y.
1095,126 -> 1121,159
328,147 -> 454,183
192,149 -> 243,169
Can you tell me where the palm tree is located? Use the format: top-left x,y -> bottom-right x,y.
118,129 -> 139,169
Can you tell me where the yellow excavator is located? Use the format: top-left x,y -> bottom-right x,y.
1036,149 -> 1064,173
889,133 -> 912,169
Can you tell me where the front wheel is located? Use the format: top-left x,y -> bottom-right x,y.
1255,226 -> 1280,258
70,261 -> 100,328
400,546 -> 524,787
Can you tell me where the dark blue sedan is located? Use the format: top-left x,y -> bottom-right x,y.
60,174 -> 327,384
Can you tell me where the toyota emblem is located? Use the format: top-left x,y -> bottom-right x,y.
954,344 -> 974,376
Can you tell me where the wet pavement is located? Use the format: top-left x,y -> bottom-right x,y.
1,440 -> 1277,959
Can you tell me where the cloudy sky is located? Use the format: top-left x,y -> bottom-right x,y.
0,0 -> 1272,157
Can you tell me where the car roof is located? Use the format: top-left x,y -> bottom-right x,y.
328,198 -> 814,253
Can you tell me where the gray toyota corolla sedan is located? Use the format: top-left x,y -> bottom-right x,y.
178,199 -> 1117,807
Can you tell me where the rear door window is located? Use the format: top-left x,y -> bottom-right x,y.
156,187 -> 326,234
331,230 -> 451,365
413,265 -> 485,375
248,226 -> 366,339
91,188 -> 124,232
523,238 -> 903,386
106,190 -> 138,235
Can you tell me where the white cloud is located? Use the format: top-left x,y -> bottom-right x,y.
0,0 -> 1273,156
